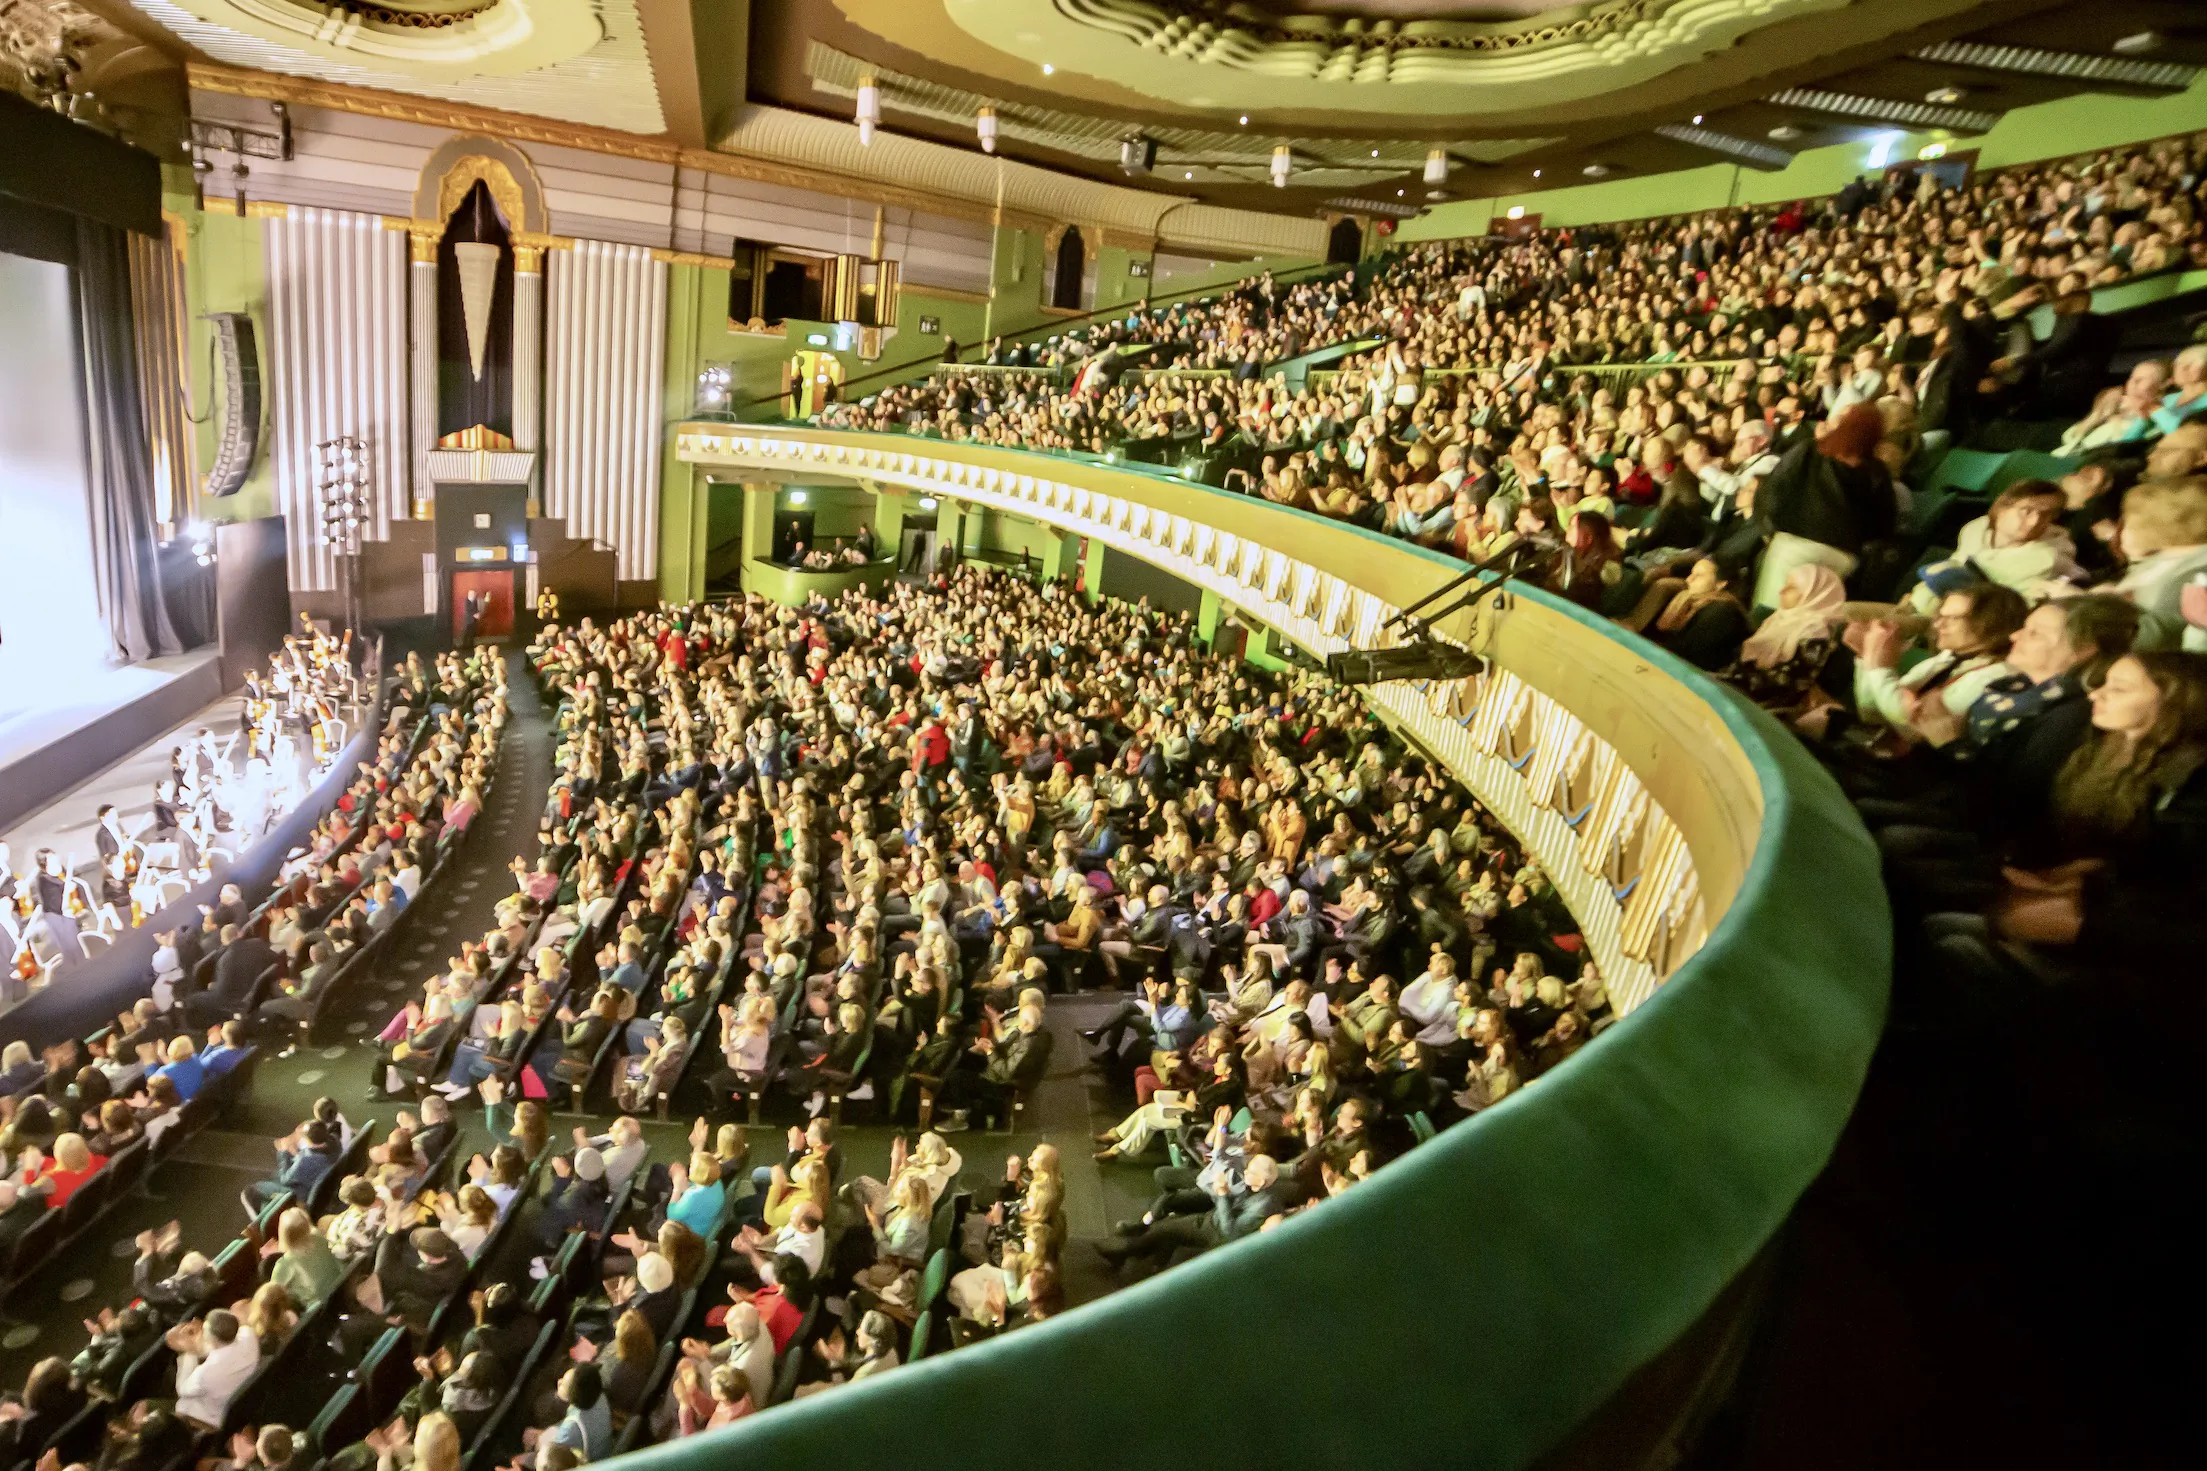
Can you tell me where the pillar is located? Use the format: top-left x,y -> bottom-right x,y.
512,243 -> 544,515
1081,534 -> 1106,602
1037,526 -> 1074,582
1198,587 -> 1224,646
740,481 -> 775,564
871,483 -> 908,562
408,225 -> 439,517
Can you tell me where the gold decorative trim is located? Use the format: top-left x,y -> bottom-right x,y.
651,248 -> 738,270
905,282 -> 991,304
513,244 -> 544,273
244,200 -> 289,219
435,154 -> 529,236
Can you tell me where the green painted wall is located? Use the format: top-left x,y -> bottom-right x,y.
1404,75 -> 2207,241
180,202 -> 275,525
782,483 -> 873,540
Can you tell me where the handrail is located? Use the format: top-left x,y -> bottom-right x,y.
731,261 -> 1346,414
654,424 -> 1890,1471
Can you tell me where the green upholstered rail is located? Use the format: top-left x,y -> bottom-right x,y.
634,432 -> 1890,1470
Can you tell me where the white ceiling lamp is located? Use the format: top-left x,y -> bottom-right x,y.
855,73 -> 880,147
1424,147 -> 1448,185
1692,114 -> 1704,124
1041,62 -> 1055,75
1769,124 -> 1804,141
1925,85 -> 1968,104
977,105 -> 998,154
1271,144 -> 1292,187
2112,30 -> 2164,55
1581,163 -> 1613,179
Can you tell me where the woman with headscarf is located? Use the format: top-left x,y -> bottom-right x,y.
1729,563 -> 1848,711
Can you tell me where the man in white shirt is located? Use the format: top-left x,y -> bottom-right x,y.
575,1115 -> 649,1197
174,1309 -> 259,1429
733,1200 -> 826,1285
1398,952 -> 1464,1048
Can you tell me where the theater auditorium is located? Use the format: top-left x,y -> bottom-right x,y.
0,2 -> 2200,1468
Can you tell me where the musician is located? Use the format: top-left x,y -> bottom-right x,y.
95,805 -> 130,864
29,850 -> 83,967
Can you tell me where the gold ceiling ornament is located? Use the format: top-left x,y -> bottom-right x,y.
150,0 -> 604,74
1076,0 -> 1669,59
436,152 -> 527,231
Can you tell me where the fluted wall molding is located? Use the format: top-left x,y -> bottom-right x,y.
512,264 -> 543,482
408,255 -> 437,518
263,205 -> 410,592
543,241 -> 666,580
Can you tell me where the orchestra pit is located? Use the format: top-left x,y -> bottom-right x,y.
2,3 -> 2204,1468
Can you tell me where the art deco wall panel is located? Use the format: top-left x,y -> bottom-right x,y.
543,240 -> 666,581
262,205 -> 410,592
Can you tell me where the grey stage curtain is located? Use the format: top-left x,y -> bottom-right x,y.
75,215 -> 183,663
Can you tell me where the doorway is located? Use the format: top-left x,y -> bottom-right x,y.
451,569 -> 515,644
772,509 -> 815,564
1052,227 -> 1085,310
1327,217 -> 1363,265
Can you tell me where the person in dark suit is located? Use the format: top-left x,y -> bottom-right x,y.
935,1005 -> 1053,1131
1996,288 -> 2120,420
184,924 -> 277,1028
1095,1153 -> 1288,1271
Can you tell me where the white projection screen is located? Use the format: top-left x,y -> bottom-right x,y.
0,248 -> 104,695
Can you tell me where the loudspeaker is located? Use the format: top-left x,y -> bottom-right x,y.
1120,136 -> 1158,176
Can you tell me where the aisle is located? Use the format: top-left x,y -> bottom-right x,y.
0,650 -> 555,1383
232,649 -> 556,1139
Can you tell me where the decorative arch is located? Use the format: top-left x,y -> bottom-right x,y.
412,136 -> 550,239
1041,222 -> 1093,311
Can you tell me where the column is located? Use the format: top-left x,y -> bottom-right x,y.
736,482 -> 775,597
1081,534 -> 1106,602
512,243 -> 544,515
408,225 -> 439,517
1198,587 -> 1224,646
1037,526 -> 1074,583
871,483 -> 907,551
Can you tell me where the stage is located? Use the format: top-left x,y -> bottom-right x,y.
0,650 -> 227,835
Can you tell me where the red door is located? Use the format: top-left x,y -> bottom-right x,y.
452,569 -> 515,644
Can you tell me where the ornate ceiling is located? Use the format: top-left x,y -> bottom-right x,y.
29,0 -> 2207,219
745,0 -> 2207,210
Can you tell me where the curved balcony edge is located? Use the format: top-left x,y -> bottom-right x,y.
643,424 -> 1891,1471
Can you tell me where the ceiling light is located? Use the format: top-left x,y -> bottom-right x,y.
1424,148 -> 1448,185
1925,85 -> 1967,104
1395,189 -> 1405,196
1507,206 -> 1525,220
855,73 -> 879,147
1271,144 -> 1292,188
977,105 -> 997,154
1582,164 -> 1612,178
788,489 -> 808,505
1693,114 -> 1703,125
1239,115 -> 1249,125
1041,63 -> 1054,75
1184,171 -> 1193,179
2112,30 -> 2163,56
1532,169 -> 1541,178
1769,125 -> 1804,141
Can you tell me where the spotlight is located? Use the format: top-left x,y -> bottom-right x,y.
855,74 -> 880,146
977,106 -> 998,154
1042,63 -> 1055,75
1271,144 -> 1291,188
1424,148 -> 1448,185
